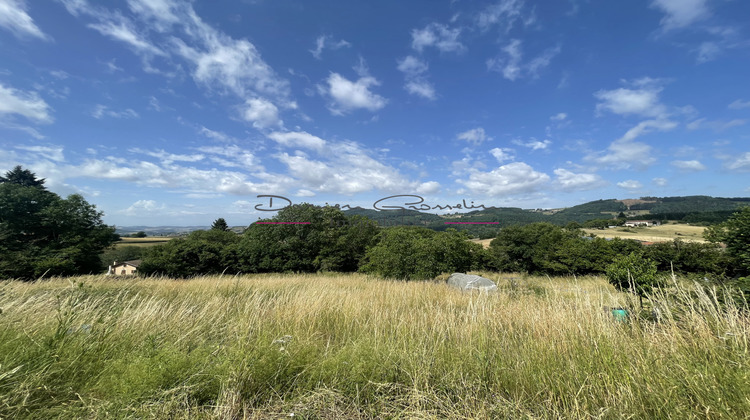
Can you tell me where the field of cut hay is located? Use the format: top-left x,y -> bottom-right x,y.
583,223 -> 707,243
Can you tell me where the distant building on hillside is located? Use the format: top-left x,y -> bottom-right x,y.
107,260 -> 141,276
624,220 -> 661,227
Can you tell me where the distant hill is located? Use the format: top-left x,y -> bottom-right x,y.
116,195 -> 750,238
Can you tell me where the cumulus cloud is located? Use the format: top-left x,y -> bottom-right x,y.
490,147 -> 514,163
267,131 -> 327,152
594,81 -> 668,118
411,23 -> 464,53
397,56 -> 436,100
617,180 -> 643,190
650,0 -> 709,30
121,199 -> 165,216
320,73 -> 387,115
457,127 -> 491,145
585,139 -> 656,170
457,162 -> 550,196
0,83 -> 53,123
242,98 -> 281,129
0,0 -> 50,40
653,177 -> 668,187
671,159 -> 706,171
553,169 -> 606,192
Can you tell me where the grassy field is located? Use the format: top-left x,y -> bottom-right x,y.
1,273 -> 748,418
583,223 -> 708,243
114,237 -> 173,248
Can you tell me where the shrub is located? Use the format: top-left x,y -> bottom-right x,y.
359,227 -> 481,280
606,252 -> 662,303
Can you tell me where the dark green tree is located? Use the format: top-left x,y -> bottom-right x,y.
237,204 -> 378,273
211,218 -> 229,231
359,227 -> 481,280
0,167 -> 119,279
0,165 -> 46,188
139,229 -> 240,277
705,206 -> 750,276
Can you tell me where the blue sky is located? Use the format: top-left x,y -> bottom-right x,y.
1,0 -> 749,226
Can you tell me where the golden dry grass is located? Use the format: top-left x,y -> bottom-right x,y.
583,223 -> 707,243
1,272 -> 747,418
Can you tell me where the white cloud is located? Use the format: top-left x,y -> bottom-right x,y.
91,104 -> 139,119
404,81 -> 436,100
617,180 -> 643,190
398,56 -> 436,100
130,148 -> 205,165
550,113 -> 567,121
696,41 -> 721,63
320,73 -> 387,115
121,199 -> 165,216
553,169 -> 606,192
0,0 -> 50,40
0,83 -> 52,123
728,99 -> 750,110
653,177 -> 668,187
126,0 -> 180,31
594,83 -> 667,118
585,139 -> 656,170
309,35 -> 350,60
487,39 -> 522,81
195,145 -> 257,168
416,181 -> 441,194
487,39 -> 560,80
687,118 -> 746,131
617,119 -> 677,142
650,0 -> 709,30
15,145 -> 64,162
267,131 -> 326,152
458,162 -> 550,196
63,0 -> 294,114
457,127 -> 491,145
513,138 -> 551,150
671,159 -> 706,171
490,147 -> 514,163
242,97 -> 281,129
724,152 -> 750,172
411,23 -> 464,53
476,0 -> 525,31
88,19 -> 166,56
527,45 -> 562,78
397,56 -> 428,75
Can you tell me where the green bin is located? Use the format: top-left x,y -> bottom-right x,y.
611,308 -> 629,323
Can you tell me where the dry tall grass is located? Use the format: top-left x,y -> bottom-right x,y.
0,272 -> 747,419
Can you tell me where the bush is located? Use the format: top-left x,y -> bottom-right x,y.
606,252 -> 662,301
359,227 -> 481,280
